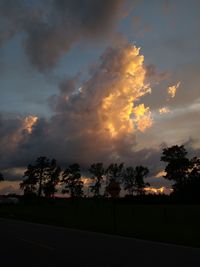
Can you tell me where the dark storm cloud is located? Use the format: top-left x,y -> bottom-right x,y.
0,0 -> 125,71
0,114 -> 23,164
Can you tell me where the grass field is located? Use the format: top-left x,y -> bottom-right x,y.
1,198 -> 200,247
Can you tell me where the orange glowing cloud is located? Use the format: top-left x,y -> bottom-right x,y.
80,177 -> 92,185
10,115 -> 38,149
0,181 -> 21,195
23,116 -> 38,134
132,104 -> 152,132
168,82 -> 180,99
144,186 -> 173,195
2,43 -> 182,170
155,170 -> 166,178
100,46 -> 152,138
159,107 -> 171,114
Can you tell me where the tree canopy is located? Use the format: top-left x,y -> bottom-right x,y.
161,145 -> 200,197
0,172 -> 4,182
123,166 -> 149,196
62,163 -> 83,198
20,157 -> 61,197
89,163 -> 105,197
105,163 -> 124,198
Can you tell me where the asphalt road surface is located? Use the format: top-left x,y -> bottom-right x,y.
0,218 -> 200,267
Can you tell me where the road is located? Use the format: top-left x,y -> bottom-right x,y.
0,218 -> 200,267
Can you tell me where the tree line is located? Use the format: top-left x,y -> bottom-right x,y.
19,159 -> 149,198
1,144 -> 200,199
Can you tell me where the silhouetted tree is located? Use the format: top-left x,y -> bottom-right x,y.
62,164 -> 83,198
43,159 -> 61,198
188,157 -> 200,182
161,145 -> 190,193
20,164 -> 38,195
180,156 -> 200,197
35,157 -> 50,197
134,166 -> 149,195
122,166 -> 135,195
20,157 -> 61,198
105,163 -> 124,198
0,172 -> 4,181
89,163 -> 104,197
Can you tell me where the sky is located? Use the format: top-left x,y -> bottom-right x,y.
0,0 -> 200,194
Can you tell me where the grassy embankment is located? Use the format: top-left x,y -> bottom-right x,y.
0,198 -> 200,247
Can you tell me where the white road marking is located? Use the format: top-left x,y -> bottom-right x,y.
18,238 -> 55,251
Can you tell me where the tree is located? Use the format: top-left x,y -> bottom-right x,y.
105,163 -> 124,198
161,145 -> 190,193
0,172 -> 4,182
89,163 -> 104,197
161,145 -> 200,198
33,157 -> 50,197
134,166 -> 149,195
188,157 -> 200,182
122,165 -> 149,196
20,164 -> 38,195
20,157 -> 61,197
181,156 -> 200,197
62,163 -> 83,198
43,159 -> 61,198
122,167 -> 135,196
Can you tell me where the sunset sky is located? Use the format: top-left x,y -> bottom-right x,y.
0,0 -> 200,194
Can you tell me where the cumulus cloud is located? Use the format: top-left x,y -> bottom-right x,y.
0,42 -> 198,185
0,0 -> 126,72
0,44 -> 157,172
44,44 -> 154,163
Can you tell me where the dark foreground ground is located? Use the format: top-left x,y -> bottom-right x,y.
1,218 -> 200,267
1,199 -> 200,247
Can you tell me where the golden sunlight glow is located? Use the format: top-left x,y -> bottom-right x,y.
159,107 -> 170,114
10,115 -> 38,149
100,46 -> 152,138
144,186 -> 165,194
23,116 -> 38,133
132,104 -> 152,132
155,170 -> 166,178
0,181 -> 21,195
80,177 -> 92,185
168,82 -> 180,99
